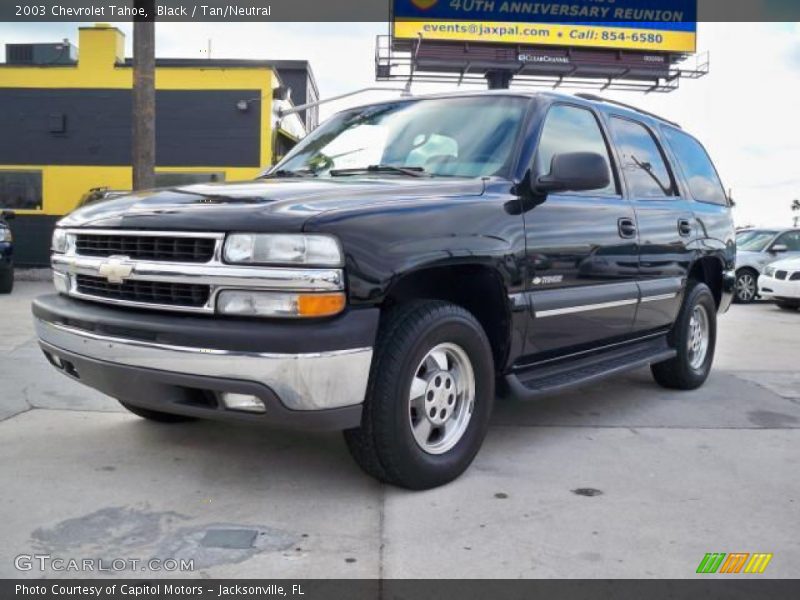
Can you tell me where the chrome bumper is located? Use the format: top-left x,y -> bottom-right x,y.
35,318 -> 373,412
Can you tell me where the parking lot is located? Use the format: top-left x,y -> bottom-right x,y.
1,278 -> 798,579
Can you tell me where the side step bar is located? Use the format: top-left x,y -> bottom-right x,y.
505,335 -> 676,400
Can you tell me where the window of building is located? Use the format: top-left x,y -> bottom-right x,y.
536,104 -> 617,195
0,170 -> 43,210
154,172 -> 226,187
663,127 -> 728,205
609,118 -> 676,198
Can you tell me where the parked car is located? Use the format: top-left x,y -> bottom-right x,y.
760,257 -> 800,311
0,210 -> 14,294
735,229 -> 800,303
33,92 -> 735,489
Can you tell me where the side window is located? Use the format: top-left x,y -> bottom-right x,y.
0,170 -> 43,210
609,118 -> 676,199
536,105 -> 617,195
774,231 -> 800,251
663,128 -> 728,206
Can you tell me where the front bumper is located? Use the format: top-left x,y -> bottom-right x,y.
33,294 -> 378,430
759,275 -> 800,300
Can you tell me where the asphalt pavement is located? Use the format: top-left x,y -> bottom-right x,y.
1,279 -> 798,578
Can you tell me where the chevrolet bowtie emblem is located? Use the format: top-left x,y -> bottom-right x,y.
97,257 -> 134,284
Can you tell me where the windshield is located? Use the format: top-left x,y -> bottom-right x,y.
270,96 -> 528,178
738,231 -> 777,252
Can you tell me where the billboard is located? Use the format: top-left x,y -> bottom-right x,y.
392,0 -> 697,54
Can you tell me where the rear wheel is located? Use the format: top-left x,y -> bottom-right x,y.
651,281 -> 717,390
118,400 -> 195,423
344,301 -> 495,490
0,267 -> 13,294
734,268 -> 758,303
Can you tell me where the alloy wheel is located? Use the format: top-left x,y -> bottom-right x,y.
408,342 -> 475,455
687,304 -> 710,370
736,272 -> 756,302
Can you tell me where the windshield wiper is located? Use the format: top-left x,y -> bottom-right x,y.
329,164 -> 426,178
261,168 -> 317,179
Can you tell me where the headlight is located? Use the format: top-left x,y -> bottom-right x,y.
216,290 -> 346,318
223,234 -> 343,267
0,228 -> 11,243
52,228 -> 68,253
764,266 -> 776,278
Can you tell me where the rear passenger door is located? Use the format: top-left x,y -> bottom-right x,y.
607,117 -> 690,332
522,103 -> 639,357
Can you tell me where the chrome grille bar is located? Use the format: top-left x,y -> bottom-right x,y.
52,229 -> 345,314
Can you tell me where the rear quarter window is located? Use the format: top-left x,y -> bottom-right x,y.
662,128 -> 728,206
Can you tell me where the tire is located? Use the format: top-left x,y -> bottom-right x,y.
344,300 -> 495,490
0,267 -> 13,294
651,281 -> 717,390
775,300 -> 800,311
734,268 -> 758,303
118,400 -> 195,423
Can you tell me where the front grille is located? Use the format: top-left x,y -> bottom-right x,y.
75,234 -> 215,263
775,270 -> 788,281
791,272 -> 800,281
75,274 -> 210,307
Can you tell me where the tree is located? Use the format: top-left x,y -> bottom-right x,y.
132,0 -> 156,190
792,199 -> 800,228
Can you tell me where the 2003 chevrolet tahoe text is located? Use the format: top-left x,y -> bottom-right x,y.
33,92 -> 735,489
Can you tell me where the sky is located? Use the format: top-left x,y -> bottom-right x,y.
1,21 -> 799,228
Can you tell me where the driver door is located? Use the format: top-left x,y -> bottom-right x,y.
522,103 -> 639,358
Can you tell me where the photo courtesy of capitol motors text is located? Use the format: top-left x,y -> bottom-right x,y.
14,583 -> 307,597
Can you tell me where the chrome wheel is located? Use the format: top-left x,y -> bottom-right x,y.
736,272 -> 756,302
408,342 -> 475,455
687,304 -> 710,370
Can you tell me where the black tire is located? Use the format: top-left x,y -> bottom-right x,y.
118,400 -> 195,423
651,281 -> 717,390
344,300 -> 495,490
0,267 -> 13,294
734,268 -> 758,304
775,300 -> 800,311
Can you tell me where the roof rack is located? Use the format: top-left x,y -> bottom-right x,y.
575,93 -> 682,129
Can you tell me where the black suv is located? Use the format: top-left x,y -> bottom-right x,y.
0,210 -> 14,294
33,92 -> 735,489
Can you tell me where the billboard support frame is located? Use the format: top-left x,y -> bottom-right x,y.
376,35 -> 709,94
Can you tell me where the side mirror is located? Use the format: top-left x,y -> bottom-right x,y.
770,244 -> 788,254
1,210 -> 15,221
534,152 -> 611,195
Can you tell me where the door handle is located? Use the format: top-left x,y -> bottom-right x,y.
618,218 -> 637,239
678,218 -> 693,237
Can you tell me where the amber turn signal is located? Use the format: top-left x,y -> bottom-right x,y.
297,293 -> 347,317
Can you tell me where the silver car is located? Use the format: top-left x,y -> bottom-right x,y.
735,229 -> 800,303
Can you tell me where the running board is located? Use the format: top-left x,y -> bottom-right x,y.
505,335 -> 676,400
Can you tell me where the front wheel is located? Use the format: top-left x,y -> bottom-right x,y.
344,301 -> 495,490
0,267 -> 13,294
651,281 -> 717,390
734,268 -> 758,303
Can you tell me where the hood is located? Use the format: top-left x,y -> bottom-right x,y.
766,256 -> 800,271
58,177 -> 486,232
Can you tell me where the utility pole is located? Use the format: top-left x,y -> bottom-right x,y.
132,0 -> 156,190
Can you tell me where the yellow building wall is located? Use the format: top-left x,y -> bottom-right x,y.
0,25 -> 276,216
